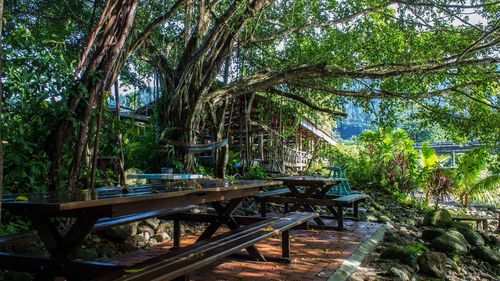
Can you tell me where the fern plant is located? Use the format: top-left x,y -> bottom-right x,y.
454,148 -> 499,207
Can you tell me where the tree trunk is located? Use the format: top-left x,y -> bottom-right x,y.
114,81 -> 126,186
45,0 -> 138,191
0,0 -> 4,222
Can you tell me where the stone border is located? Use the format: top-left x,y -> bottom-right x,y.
327,225 -> 387,281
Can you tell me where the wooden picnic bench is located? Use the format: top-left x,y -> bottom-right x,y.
93,212 -> 317,281
452,214 -> 498,231
0,180 -> 282,280
265,176 -> 369,230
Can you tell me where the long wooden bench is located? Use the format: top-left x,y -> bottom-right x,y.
332,193 -> 370,230
94,212 -> 318,281
265,193 -> 369,230
452,214 -> 498,231
252,188 -> 291,217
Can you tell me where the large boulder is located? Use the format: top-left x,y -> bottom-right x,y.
453,226 -> 485,247
487,235 -> 500,248
472,246 -> 500,264
423,209 -> 452,227
432,234 -> 468,255
387,266 -> 411,281
99,224 -> 136,242
381,245 -> 408,260
380,244 -> 424,270
417,251 -> 447,278
421,227 -> 447,241
447,229 -> 471,250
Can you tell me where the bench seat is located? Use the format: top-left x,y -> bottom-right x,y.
253,188 -> 291,217
94,212 -> 318,281
452,214 -> 498,231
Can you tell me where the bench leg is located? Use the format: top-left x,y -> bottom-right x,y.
173,220 -> 181,248
337,205 -> 344,231
282,230 -> 290,259
260,200 -> 267,217
353,202 -> 359,219
173,275 -> 189,281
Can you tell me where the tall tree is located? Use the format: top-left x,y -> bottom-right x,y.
130,0 -> 498,170
45,0 -> 139,191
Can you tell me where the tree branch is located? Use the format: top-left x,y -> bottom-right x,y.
266,88 -> 347,117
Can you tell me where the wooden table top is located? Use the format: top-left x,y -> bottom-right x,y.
273,176 -> 341,186
1,180 -> 282,212
127,173 -> 204,180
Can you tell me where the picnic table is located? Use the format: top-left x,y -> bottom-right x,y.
0,180 -> 283,280
264,176 -> 369,230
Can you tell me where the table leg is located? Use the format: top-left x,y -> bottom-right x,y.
260,200 -> 267,217
197,199 -> 266,261
173,219 -> 181,247
337,204 -> 344,230
28,214 -> 99,258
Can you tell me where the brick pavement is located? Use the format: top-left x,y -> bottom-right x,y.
109,220 -> 383,281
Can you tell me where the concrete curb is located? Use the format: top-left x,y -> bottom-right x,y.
327,225 -> 387,281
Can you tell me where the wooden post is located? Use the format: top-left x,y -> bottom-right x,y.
115,81 -> 126,186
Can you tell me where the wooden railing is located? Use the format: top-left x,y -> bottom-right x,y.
284,147 -> 312,170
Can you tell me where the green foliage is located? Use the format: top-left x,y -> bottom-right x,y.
244,165 -> 268,180
324,129 -> 421,194
419,143 -> 453,205
454,148 -> 499,207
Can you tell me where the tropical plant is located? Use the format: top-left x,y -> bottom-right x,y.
454,148 -> 500,207
419,142 -> 452,204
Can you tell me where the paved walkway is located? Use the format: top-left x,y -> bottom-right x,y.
190,221 -> 383,281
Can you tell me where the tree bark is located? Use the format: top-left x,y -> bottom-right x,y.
0,0 -> 4,222
114,81 -> 126,186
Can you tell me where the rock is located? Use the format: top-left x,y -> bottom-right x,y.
387,266 -> 410,281
156,222 -> 172,234
99,224 -> 136,242
367,214 -> 378,222
450,221 -> 472,229
132,234 -> 148,247
398,226 -> 411,236
472,246 -> 500,264
423,209 -> 452,227
432,234 -> 468,255
447,229 -> 471,249
380,245 -> 421,270
384,231 -> 408,246
148,238 -> 158,247
381,245 -> 408,260
145,218 -> 160,230
75,248 -> 99,260
137,225 -> 155,237
487,235 -> 500,248
478,231 -> 491,244
402,254 -> 419,270
153,232 -> 171,243
453,227 -> 485,247
422,227 -> 447,241
418,251 -> 447,278
379,215 -> 392,223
